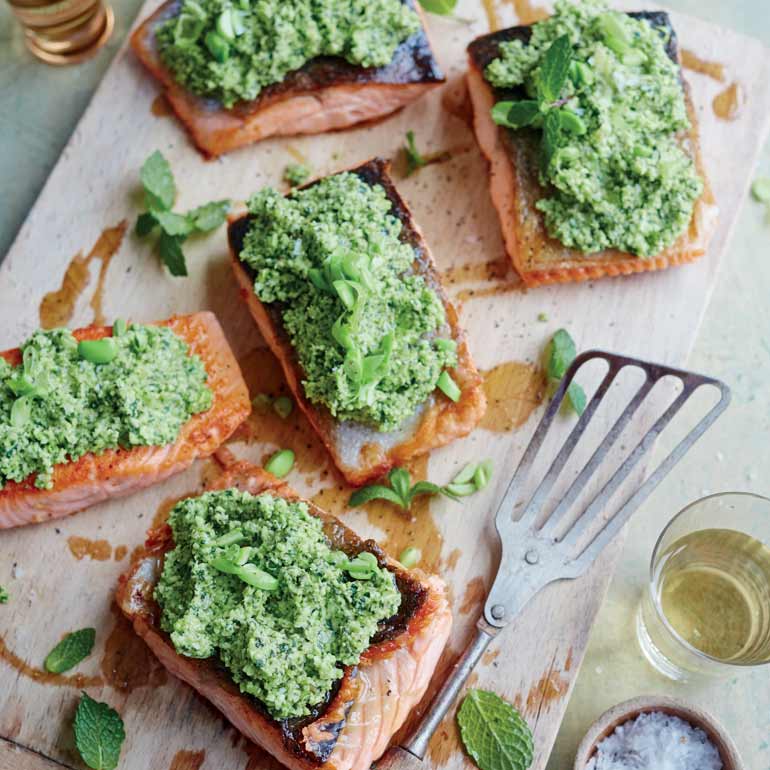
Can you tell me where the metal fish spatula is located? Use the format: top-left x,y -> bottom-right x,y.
378,350 -> 730,770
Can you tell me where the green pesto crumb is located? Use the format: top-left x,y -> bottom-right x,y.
284,163 -> 312,187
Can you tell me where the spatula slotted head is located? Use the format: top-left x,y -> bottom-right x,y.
483,350 -> 731,630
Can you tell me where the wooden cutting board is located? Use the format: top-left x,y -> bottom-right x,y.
1,2 -> 769,769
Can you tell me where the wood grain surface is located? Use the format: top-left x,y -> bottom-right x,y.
0,2 -> 769,770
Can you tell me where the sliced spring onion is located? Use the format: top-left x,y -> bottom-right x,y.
235,546 -> 252,566
10,396 -> 31,428
398,546 -> 422,569
78,338 -> 117,365
214,528 -> 244,546
444,481 -> 477,498
205,31 -> 230,62
238,564 -> 279,590
308,268 -> 331,293
473,459 -> 494,491
272,396 -> 293,419
436,371 -> 461,402
333,279 -> 361,311
112,318 -> 127,337
210,556 -> 241,575
265,449 -> 294,478
332,315 -> 354,349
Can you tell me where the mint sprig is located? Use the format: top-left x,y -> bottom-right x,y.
73,693 -> 126,770
404,131 -> 427,177
544,329 -> 586,416
490,35 -> 588,171
44,628 -> 96,674
135,151 -> 231,277
349,461 -> 493,511
458,689 -> 534,770
0,586 -> 8,604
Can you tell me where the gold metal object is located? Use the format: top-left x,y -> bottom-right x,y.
7,0 -> 114,65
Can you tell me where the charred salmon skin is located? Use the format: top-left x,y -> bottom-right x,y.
228,158 -> 487,486
117,460 -> 452,770
0,312 -> 250,529
466,12 -> 719,288
131,0 -> 444,158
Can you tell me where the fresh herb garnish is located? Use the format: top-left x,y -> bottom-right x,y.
272,395 -> 293,419
284,163 -> 312,187
44,628 -> 96,674
491,35 -> 587,171
135,151 -> 231,277
404,131 -> 428,176
458,689 -> 534,770
0,586 -> 8,604
73,693 -> 126,770
544,329 -> 586,416
349,461 -> 493,511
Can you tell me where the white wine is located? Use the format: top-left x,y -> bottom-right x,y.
655,528 -> 770,664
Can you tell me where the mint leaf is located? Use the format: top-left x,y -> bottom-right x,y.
74,693 -> 126,770
491,101 -> 540,129
405,480 -> 444,506
418,0 -> 457,14
567,381 -> 587,416
44,628 -> 96,674
538,34 -> 572,104
158,232 -> 188,277
349,485 -> 405,509
154,210 -> 194,237
542,109 -> 563,171
458,690 -> 534,770
0,586 -> 8,604
546,329 -> 576,381
140,150 -> 175,211
135,212 -> 157,237
404,130 -> 427,177
388,467 -> 411,503
190,199 -> 231,232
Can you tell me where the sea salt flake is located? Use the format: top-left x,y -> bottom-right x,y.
585,711 -> 722,770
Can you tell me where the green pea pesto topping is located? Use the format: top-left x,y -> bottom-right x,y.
155,488 -> 401,719
0,324 -> 212,489
156,0 -> 421,109
239,172 -> 458,432
485,0 -> 703,257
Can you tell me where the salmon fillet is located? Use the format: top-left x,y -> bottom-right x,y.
131,0 -> 444,158
228,158 -> 487,486
466,12 -> 719,288
116,461 -> 452,770
0,312 -> 250,529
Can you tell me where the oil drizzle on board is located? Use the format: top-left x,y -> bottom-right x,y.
285,144 -> 309,166
480,362 -> 545,433
311,455 -> 444,572
67,536 -> 112,561
169,750 -> 206,770
713,82 -> 745,121
0,636 -> 103,688
151,93 -> 174,118
39,220 -> 127,329
242,741 -> 286,770
681,49 -> 726,82
458,575 -> 487,616
101,604 -> 168,692
229,347 -> 329,475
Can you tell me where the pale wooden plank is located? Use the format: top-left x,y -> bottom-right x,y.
0,739 -> 73,770
0,2 -> 768,770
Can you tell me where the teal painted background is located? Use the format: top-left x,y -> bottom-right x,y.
1,1 -> 769,768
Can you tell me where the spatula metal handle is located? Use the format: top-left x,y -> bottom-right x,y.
398,622 -> 496,761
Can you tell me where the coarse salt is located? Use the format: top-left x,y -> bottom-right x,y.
586,711 -> 723,770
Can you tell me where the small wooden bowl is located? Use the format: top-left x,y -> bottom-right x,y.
573,695 -> 744,770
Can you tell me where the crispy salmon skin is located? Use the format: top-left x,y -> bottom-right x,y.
466,12 -> 718,287
228,158 -> 487,486
117,460 -> 452,770
0,312 -> 250,529
131,0 -> 444,158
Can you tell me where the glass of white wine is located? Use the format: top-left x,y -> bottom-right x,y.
637,492 -> 770,681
